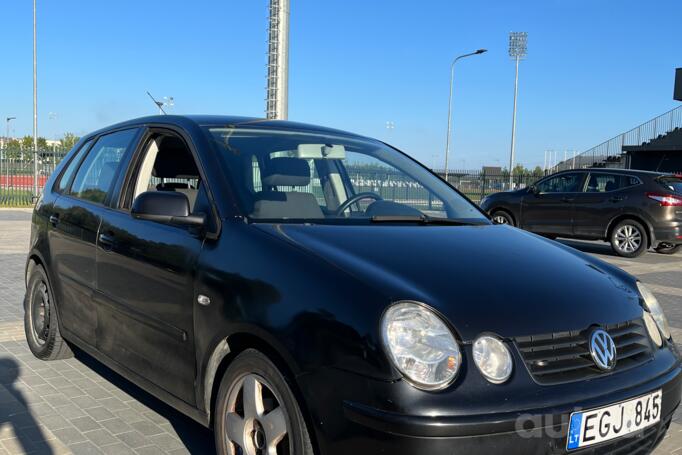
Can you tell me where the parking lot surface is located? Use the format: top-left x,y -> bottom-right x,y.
0,208 -> 681,454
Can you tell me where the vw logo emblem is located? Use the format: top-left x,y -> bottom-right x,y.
589,329 -> 617,371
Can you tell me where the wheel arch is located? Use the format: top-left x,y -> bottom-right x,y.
605,214 -> 654,248
490,207 -> 517,226
25,250 -> 47,287
25,250 -> 67,332
204,331 -> 320,453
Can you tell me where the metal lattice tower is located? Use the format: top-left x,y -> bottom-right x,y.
266,0 -> 290,120
507,32 -> 527,187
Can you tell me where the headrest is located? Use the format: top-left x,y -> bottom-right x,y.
604,181 -> 617,192
99,161 -> 119,183
153,136 -> 199,178
262,158 -> 310,187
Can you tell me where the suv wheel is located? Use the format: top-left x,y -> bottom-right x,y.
610,220 -> 647,258
24,262 -> 73,360
491,210 -> 513,226
214,349 -> 313,455
654,243 -> 682,255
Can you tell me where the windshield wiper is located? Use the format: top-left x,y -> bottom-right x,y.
370,215 -> 481,225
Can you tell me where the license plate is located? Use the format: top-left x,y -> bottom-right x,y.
566,390 -> 662,450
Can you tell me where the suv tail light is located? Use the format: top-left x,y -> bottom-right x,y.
646,192 -> 682,206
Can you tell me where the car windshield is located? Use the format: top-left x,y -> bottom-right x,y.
205,127 -> 487,224
659,176 -> 682,194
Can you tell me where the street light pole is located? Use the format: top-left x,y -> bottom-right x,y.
508,32 -> 527,189
33,0 -> 39,199
443,49 -> 487,182
2,117 -> 15,183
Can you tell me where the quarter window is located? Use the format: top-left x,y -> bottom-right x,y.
56,139 -> 93,192
584,174 -> 640,192
536,173 -> 584,193
69,129 -> 138,204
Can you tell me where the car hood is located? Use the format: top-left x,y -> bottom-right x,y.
254,223 -> 643,341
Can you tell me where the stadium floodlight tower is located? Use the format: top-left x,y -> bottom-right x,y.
266,0 -> 290,120
508,31 -> 527,188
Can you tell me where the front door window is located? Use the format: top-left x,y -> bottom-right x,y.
536,173 -> 584,194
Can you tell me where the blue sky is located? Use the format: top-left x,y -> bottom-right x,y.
1,0 -> 680,169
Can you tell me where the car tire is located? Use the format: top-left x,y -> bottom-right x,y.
491,210 -> 514,226
24,262 -> 73,360
654,243 -> 682,255
610,219 -> 648,258
214,349 -> 313,455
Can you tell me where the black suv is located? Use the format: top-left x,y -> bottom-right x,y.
26,116 -> 681,454
480,169 -> 682,257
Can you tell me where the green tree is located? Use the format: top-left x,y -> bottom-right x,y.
6,139 -> 20,150
19,136 -> 47,149
2,139 -> 21,159
20,135 -> 33,150
60,132 -> 80,150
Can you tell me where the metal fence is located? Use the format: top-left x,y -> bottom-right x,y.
0,149 -> 68,206
437,169 -> 542,202
555,105 -> 682,171
0,151 -> 544,207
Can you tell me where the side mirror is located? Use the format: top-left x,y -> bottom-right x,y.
131,191 -> 205,228
529,185 -> 539,195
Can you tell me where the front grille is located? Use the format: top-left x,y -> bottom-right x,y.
515,319 -> 653,385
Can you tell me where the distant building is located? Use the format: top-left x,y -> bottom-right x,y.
482,166 -> 502,175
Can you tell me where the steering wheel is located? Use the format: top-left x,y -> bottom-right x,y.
334,192 -> 383,216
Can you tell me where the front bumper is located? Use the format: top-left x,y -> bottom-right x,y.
300,351 -> 682,455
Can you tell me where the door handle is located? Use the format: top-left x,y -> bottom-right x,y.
98,233 -> 115,250
609,196 -> 625,203
561,197 -> 575,203
49,214 -> 60,226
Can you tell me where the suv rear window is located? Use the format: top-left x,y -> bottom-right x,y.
659,177 -> 682,194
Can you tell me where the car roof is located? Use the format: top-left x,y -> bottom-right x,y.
86,114 -> 368,141
556,168 -> 669,176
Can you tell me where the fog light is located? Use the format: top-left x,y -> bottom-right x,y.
473,335 -> 513,384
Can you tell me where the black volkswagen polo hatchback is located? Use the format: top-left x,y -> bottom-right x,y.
25,116 -> 681,454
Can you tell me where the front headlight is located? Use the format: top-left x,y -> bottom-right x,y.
637,282 -> 671,340
381,301 -> 461,390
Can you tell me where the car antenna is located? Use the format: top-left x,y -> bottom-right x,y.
146,91 -> 167,115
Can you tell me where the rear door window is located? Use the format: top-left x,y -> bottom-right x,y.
585,174 -> 620,192
69,129 -> 139,204
659,177 -> 682,194
56,139 -> 93,193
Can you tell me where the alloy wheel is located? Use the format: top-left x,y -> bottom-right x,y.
224,373 -> 290,455
492,215 -> 509,225
614,225 -> 642,254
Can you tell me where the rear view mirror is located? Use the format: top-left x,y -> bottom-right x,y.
131,191 -> 205,227
296,144 -> 346,159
